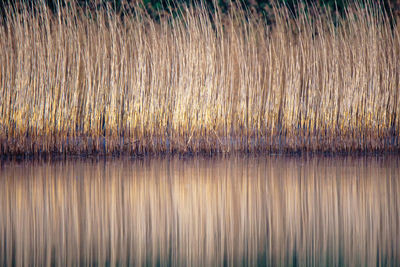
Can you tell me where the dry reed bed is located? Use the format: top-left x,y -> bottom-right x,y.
0,2 -> 399,155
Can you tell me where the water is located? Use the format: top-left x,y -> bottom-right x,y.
0,156 -> 399,266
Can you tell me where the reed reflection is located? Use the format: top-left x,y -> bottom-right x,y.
0,156 -> 399,266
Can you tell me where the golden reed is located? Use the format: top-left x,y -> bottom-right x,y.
0,1 -> 399,155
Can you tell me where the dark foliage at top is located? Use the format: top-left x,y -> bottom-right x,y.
1,0 -> 399,22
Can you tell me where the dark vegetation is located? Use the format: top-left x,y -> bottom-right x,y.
1,0 -> 400,20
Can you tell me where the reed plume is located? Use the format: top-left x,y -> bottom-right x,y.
0,1 -> 399,155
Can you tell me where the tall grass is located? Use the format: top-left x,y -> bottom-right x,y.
0,1 -> 399,155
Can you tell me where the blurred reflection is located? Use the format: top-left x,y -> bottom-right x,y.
0,156 -> 399,266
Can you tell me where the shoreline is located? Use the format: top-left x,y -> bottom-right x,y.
1,135 -> 399,159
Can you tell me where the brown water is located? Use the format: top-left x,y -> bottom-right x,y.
0,156 -> 399,266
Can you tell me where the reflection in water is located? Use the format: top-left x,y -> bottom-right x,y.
0,156 -> 399,266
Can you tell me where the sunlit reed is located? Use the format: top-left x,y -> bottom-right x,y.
0,1 -> 399,155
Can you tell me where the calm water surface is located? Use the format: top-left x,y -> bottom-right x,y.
0,156 -> 399,266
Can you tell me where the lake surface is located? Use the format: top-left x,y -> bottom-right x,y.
0,156 -> 399,266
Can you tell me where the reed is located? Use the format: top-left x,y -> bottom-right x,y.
0,1 -> 399,155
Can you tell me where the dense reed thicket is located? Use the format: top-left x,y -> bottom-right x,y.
0,1 -> 399,155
